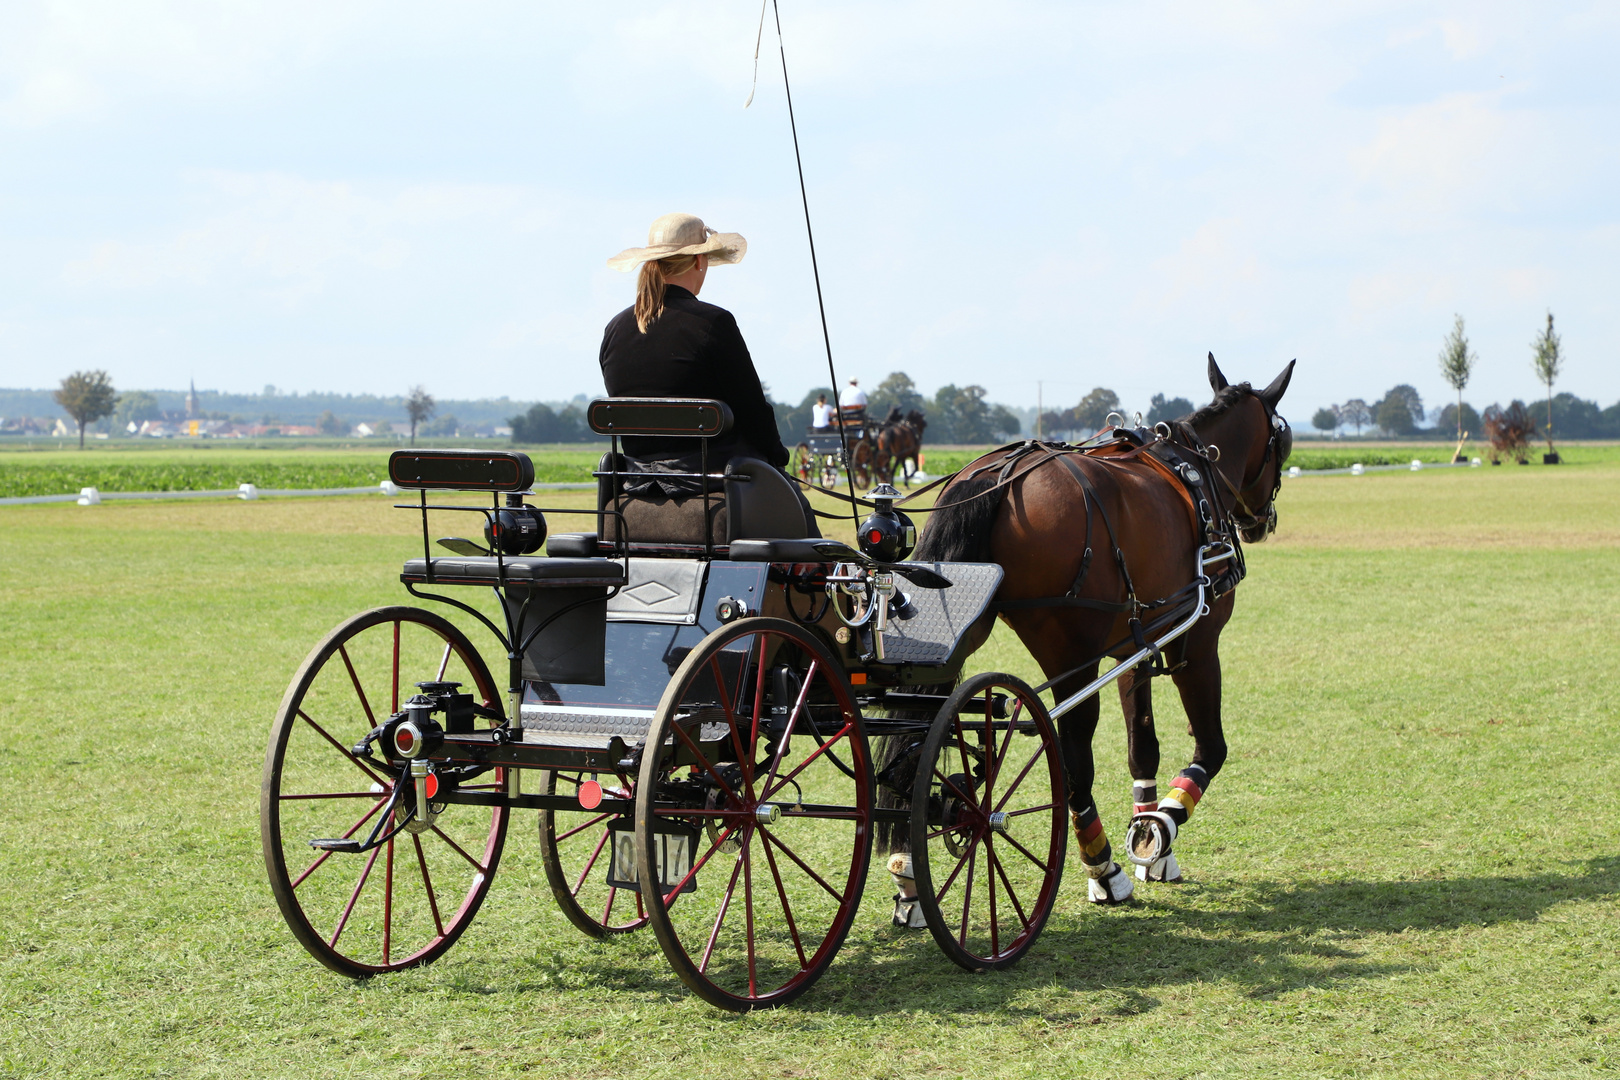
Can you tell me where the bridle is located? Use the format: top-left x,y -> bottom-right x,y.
1212,392 -> 1289,538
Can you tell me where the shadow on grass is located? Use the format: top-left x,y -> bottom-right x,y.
496,856 -> 1620,1018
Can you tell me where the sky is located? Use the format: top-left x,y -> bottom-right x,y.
1,1 -> 1616,421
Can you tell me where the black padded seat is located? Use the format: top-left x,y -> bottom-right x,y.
401,556 -> 625,588
728,538 -> 857,563
598,452 -> 818,548
546,533 -> 599,558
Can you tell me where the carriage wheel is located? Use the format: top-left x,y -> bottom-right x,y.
261,606 -> 508,976
909,673 -> 1066,971
636,618 -> 873,1010
793,443 -> 814,483
538,769 -> 648,936
849,441 -> 874,490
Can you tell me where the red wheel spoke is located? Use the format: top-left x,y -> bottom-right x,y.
986,840 -> 1032,931
412,833 -> 445,937
663,823 -> 738,903
291,798 -> 386,889
391,621 -> 401,714
296,709 -> 389,787
602,887 -> 620,926
429,824 -> 489,873
555,812 -> 613,843
708,655 -> 751,789
746,635 -> 770,793
279,791 -> 379,801
328,844 -> 383,948
699,855 -> 745,974
996,830 -> 1052,875
763,720 -> 853,799
337,645 -> 377,727
958,841 -> 977,947
993,741 -> 1050,815
743,832 -> 758,997
571,828 -> 612,896
985,831 -> 1000,956
985,703 -> 1019,813
933,836 -> 976,905
760,659 -> 817,795
1005,801 -> 1059,818
383,838 -> 395,964
670,722 -> 741,804
435,641 -> 453,681
933,766 -> 981,815
759,831 -> 807,968
757,828 -> 843,904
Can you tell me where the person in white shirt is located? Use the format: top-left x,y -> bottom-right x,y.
810,394 -> 833,431
839,379 -> 868,409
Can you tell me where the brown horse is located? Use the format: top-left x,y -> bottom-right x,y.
877,409 -> 928,485
883,356 -> 1292,916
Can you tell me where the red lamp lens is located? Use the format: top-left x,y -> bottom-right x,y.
397,729 -> 414,750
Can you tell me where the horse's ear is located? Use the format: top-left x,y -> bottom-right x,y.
1207,352 -> 1228,393
1260,360 -> 1295,408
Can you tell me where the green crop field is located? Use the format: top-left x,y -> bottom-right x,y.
1,459 -> 1617,1078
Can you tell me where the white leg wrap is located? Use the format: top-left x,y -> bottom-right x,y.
1085,862 -> 1135,905
1133,852 -> 1182,883
1125,810 -> 1178,867
887,853 -> 925,927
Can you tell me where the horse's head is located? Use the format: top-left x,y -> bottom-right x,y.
1200,353 -> 1294,543
906,409 -> 928,433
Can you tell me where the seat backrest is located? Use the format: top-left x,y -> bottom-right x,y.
597,453 -> 812,549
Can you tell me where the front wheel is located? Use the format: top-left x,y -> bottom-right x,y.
636,618 -> 873,1010
909,673 -> 1066,971
261,606 -> 508,976
793,443 -> 814,483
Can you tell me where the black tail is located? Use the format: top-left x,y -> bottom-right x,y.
914,472 -> 1004,563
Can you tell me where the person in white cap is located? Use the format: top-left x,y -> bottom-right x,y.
600,212 -> 788,470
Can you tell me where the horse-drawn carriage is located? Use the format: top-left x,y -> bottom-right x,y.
792,407 -> 927,490
263,366 -> 1285,1010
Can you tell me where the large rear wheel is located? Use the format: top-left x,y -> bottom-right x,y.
635,618 -> 873,1010
261,606 -> 508,976
909,673 -> 1065,971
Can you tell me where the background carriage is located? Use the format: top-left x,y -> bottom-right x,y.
792,405 -> 925,490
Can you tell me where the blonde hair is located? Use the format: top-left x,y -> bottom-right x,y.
635,254 -> 699,333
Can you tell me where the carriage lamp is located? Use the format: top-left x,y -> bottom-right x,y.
714,595 -> 751,623
857,483 -> 916,563
393,693 -> 445,759
484,494 -> 547,555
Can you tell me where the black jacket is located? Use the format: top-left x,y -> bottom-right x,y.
598,286 -> 789,468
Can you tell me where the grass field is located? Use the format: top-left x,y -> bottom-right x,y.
1,457 -> 1617,1078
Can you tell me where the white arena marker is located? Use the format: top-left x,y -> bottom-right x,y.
238,483 -> 259,500
380,480 -> 401,496
1350,463 -> 1364,476
1410,459 -> 1423,471
1471,457 -> 1482,467
77,486 -> 101,506
1288,465 -> 1301,478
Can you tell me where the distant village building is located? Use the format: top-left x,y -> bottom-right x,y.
185,379 -> 199,419
352,423 -> 375,438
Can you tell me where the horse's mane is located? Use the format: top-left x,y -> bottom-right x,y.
1185,382 -> 1253,425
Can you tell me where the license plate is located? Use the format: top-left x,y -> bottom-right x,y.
606,820 -> 697,894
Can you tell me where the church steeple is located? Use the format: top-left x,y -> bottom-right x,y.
186,378 -> 199,418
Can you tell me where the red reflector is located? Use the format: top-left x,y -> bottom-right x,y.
868,530 -> 883,544
424,773 -> 439,800
396,729 -> 415,750
850,672 -> 867,685
578,779 -> 603,810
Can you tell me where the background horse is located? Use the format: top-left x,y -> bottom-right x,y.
877,409 -> 928,485
881,356 -> 1292,918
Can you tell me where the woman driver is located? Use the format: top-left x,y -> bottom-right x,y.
600,213 -> 790,471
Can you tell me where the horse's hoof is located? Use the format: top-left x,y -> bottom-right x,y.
1086,863 -> 1135,905
892,894 -> 928,928
1134,852 -> 1182,883
1126,811 -> 1177,868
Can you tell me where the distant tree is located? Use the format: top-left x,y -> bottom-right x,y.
1531,311 -> 1562,455
423,414 -> 459,438
1438,314 -> 1476,443
1146,393 -> 1195,426
1311,407 -> 1338,434
53,370 -> 119,449
987,404 -> 1021,441
1435,402 -> 1480,441
930,384 -> 989,444
509,403 -> 588,444
1339,398 -> 1371,436
112,390 -> 161,434
1373,384 -> 1424,436
373,419 -> 394,436
869,372 -> 926,421
1070,387 -> 1121,433
405,386 -> 436,447
1038,411 -> 1073,439
316,410 -> 346,437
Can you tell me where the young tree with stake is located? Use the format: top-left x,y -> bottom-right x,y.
1439,314 -> 1476,461
405,386 -> 436,447
53,370 -> 119,449
1531,312 -> 1562,462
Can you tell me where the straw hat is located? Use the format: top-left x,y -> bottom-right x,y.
606,212 -> 747,271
